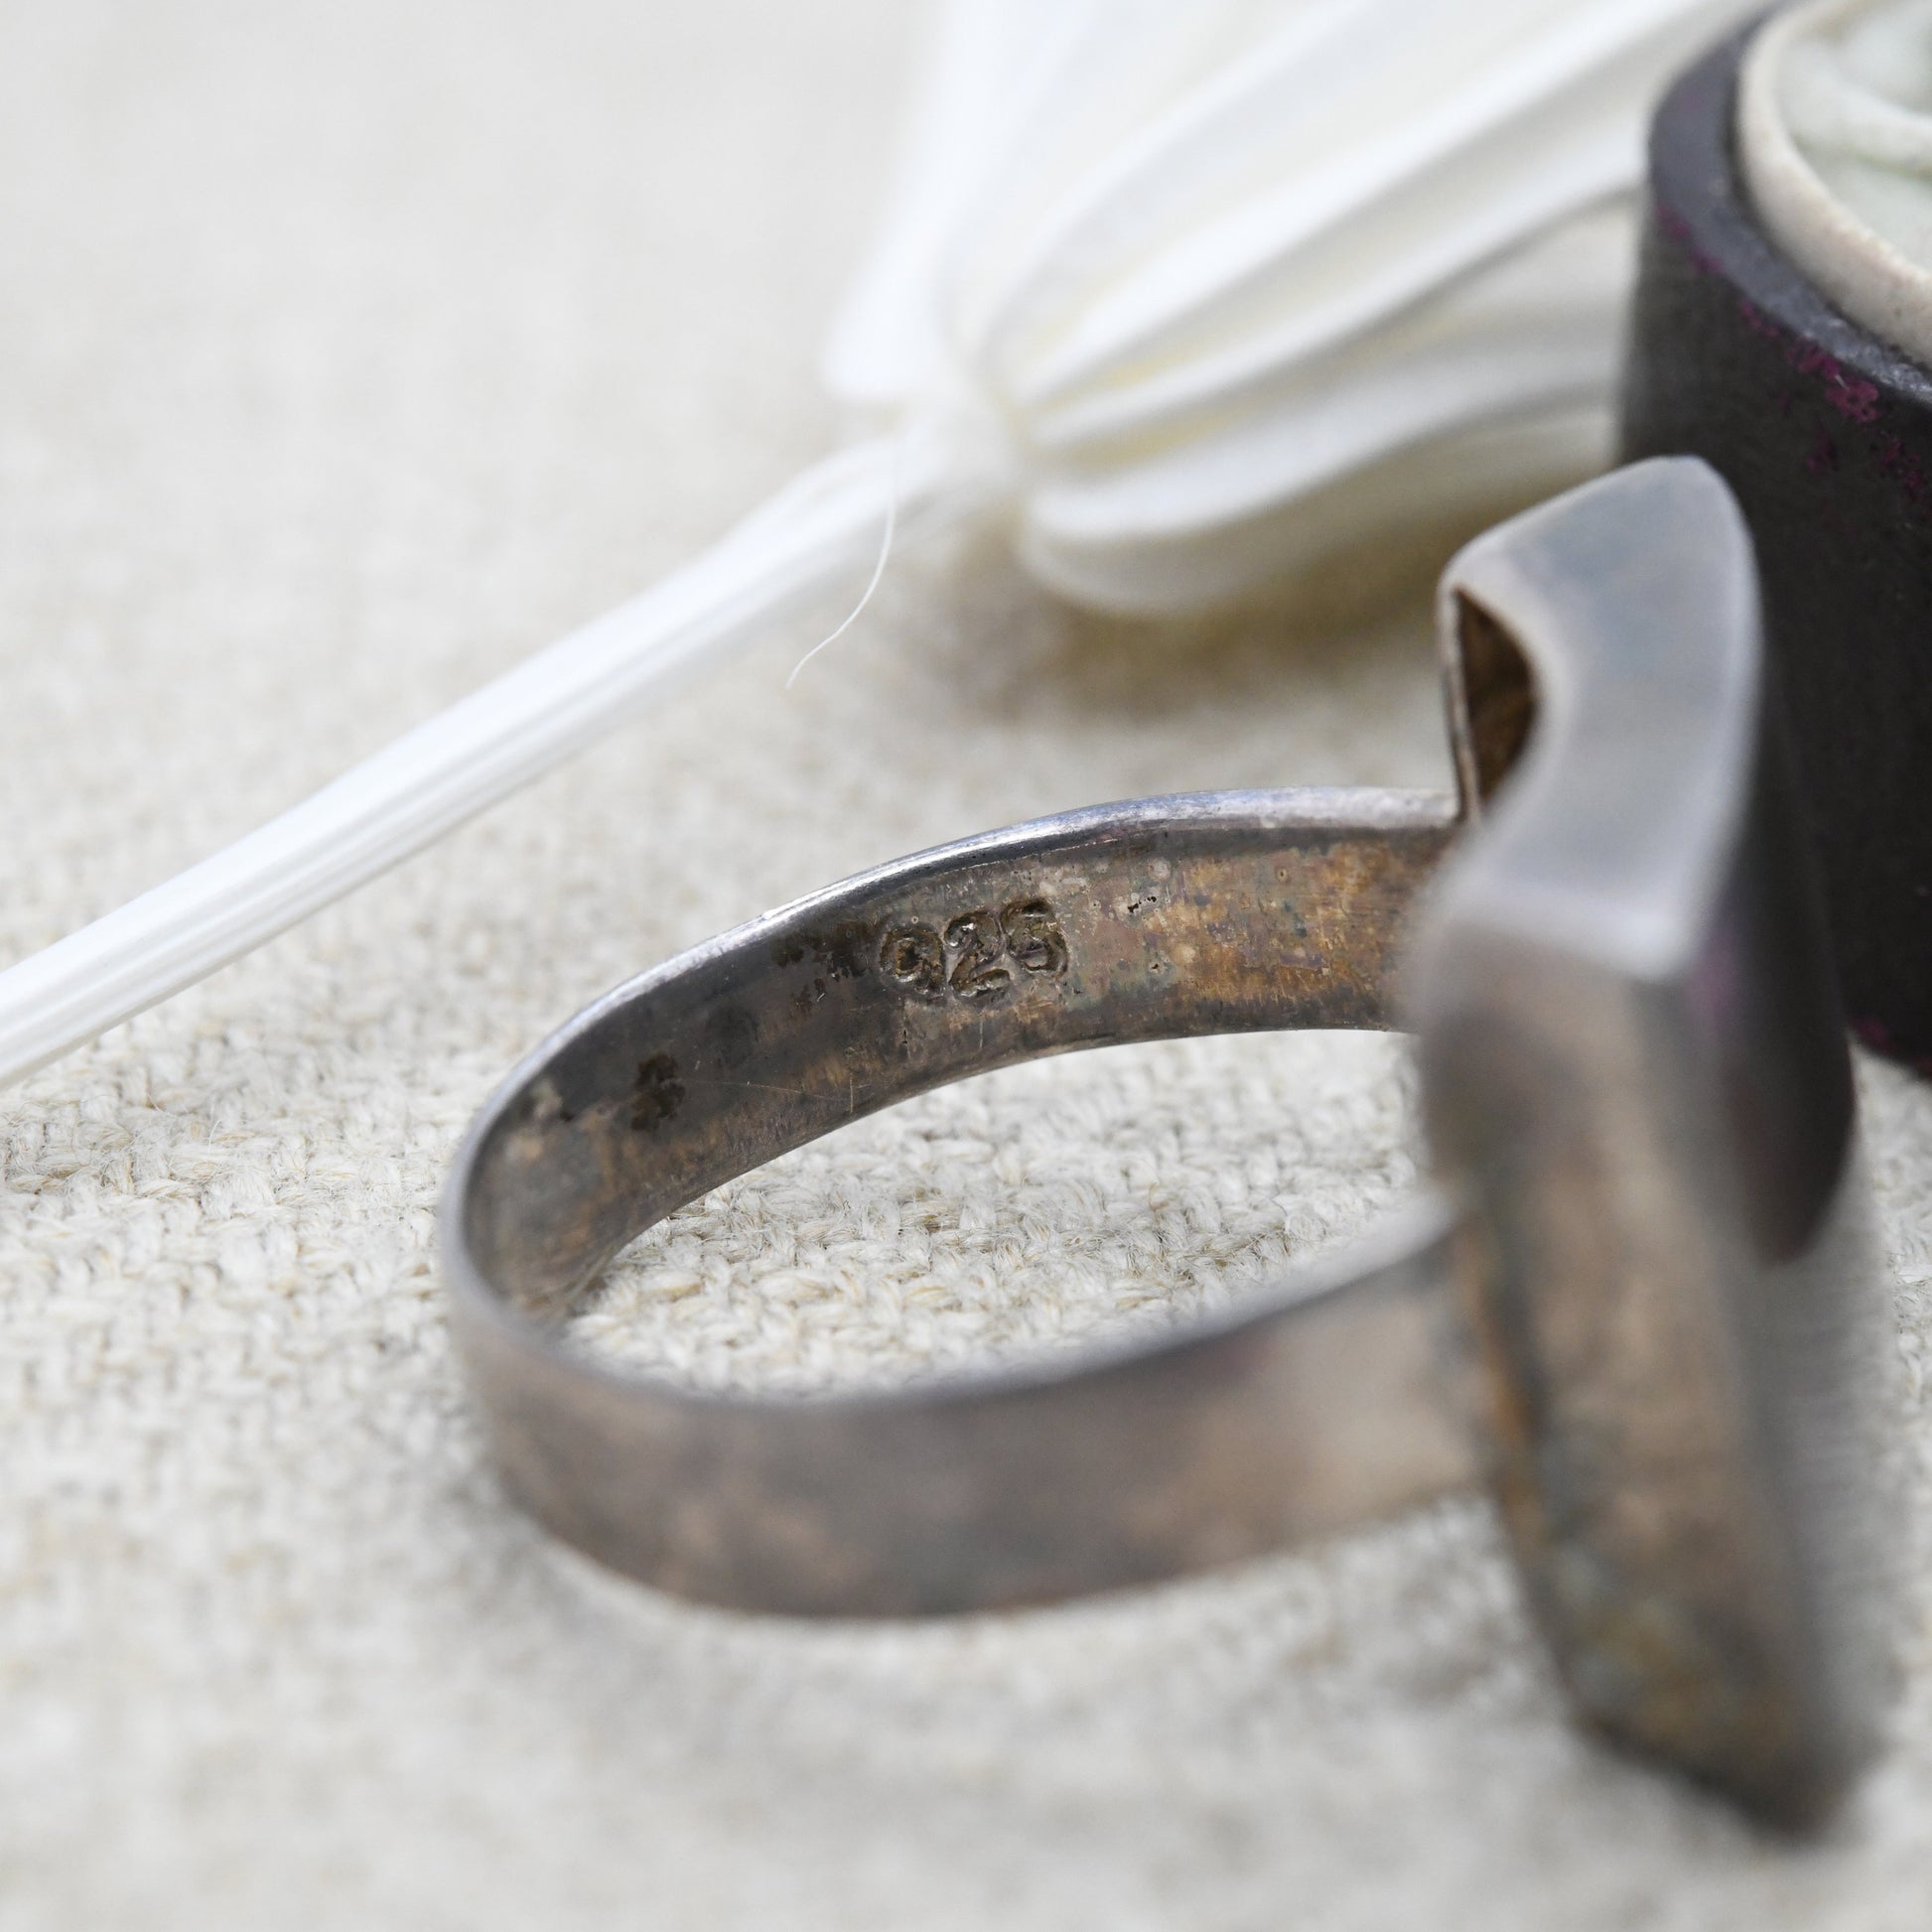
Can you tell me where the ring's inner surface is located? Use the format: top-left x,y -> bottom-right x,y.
1449,595 -> 1539,808
458,791 -> 1460,1326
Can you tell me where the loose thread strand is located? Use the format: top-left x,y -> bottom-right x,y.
785,428 -> 904,689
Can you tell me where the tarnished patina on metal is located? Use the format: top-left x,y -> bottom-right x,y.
1418,467 -> 1894,1827
449,790 -> 1470,1612
443,461 -> 1893,1826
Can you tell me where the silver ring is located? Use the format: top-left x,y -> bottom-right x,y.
443,462 -> 1893,1826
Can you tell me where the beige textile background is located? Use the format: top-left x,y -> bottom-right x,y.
4,2 -> 1932,1926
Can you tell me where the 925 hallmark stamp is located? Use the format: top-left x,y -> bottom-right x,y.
880,897 -> 1069,1006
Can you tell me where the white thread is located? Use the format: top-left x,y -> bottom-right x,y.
785,429 -> 904,689
1739,0 -> 1932,368
0,0 -> 1763,1086
0,427 -> 974,1091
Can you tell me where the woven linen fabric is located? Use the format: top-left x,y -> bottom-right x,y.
4,3 -> 1932,1927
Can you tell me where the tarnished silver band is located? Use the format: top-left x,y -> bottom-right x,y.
442,787 -> 1475,1615
442,463 -> 1893,1823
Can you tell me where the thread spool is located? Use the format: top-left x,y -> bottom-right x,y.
1624,17 -> 1932,1067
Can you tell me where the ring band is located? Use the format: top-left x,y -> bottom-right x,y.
443,463 -> 1892,1825
448,785 -> 1466,1615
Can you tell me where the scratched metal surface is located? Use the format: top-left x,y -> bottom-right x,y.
4,1 -> 1932,1926
448,790 -> 1471,1613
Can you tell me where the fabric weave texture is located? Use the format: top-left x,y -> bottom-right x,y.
4,3 -> 1932,1926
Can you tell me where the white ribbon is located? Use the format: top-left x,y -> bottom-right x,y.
0,0 -> 1762,1088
